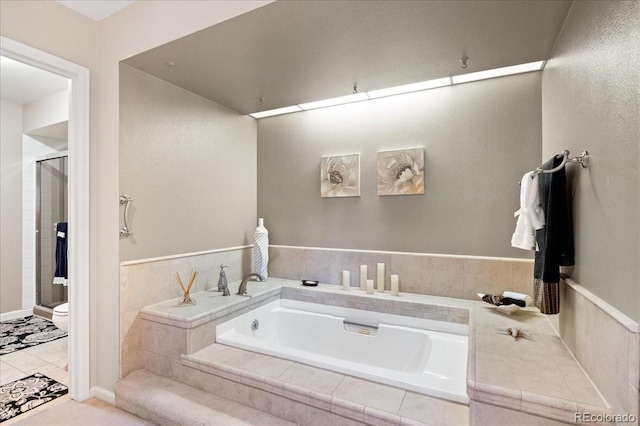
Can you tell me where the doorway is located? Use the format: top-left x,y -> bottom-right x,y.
1,36 -> 90,401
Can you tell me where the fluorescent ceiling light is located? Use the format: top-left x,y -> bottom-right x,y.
250,61 -> 545,118
299,93 -> 369,110
367,77 -> 452,99
250,105 -> 303,119
451,60 -> 545,84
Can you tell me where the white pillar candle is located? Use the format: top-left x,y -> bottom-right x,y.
376,263 -> 385,292
342,270 -> 350,290
366,279 -> 374,294
359,265 -> 367,290
391,274 -> 399,296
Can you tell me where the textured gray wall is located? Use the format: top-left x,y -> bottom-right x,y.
119,65 -> 257,261
258,73 -> 542,258
1,100 -> 23,314
542,1 -> 640,322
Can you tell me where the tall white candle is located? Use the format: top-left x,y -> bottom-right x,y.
391,274 -> 399,296
359,265 -> 367,290
377,263 -> 385,292
366,279 -> 374,294
342,270 -> 350,290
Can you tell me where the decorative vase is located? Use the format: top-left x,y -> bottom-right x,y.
253,218 -> 269,279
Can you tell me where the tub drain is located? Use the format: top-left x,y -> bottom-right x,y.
251,319 -> 259,331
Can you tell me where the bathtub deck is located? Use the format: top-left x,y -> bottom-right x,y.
131,278 -> 612,426
182,342 -> 468,425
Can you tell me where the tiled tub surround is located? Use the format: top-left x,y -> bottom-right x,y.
557,278 -> 640,426
119,245 -> 252,377
120,245 -> 531,377
131,278 -> 611,425
268,245 -> 535,300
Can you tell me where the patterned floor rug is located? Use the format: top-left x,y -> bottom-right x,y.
0,373 -> 68,422
0,316 -> 67,355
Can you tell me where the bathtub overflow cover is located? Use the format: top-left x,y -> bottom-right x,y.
251,319 -> 259,331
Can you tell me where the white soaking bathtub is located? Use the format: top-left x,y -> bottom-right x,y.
216,299 -> 469,404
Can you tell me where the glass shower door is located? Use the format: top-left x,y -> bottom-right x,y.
36,156 -> 68,309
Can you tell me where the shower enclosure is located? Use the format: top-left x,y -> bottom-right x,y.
36,155 -> 68,309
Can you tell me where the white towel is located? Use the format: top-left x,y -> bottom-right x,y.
511,171 -> 545,250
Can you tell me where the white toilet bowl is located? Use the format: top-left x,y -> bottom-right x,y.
52,302 -> 69,332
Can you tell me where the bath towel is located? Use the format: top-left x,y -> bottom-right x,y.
53,222 -> 68,286
511,171 -> 545,250
533,156 -> 574,314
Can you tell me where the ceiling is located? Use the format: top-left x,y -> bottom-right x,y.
122,0 -> 573,115
0,56 -> 69,105
57,0 -> 135,21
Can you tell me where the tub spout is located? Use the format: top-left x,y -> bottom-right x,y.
237,273 -> 265,296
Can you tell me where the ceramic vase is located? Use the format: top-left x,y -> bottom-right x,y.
253,218 -> 269,279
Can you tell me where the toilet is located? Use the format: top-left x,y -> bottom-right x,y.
52,302 -> 69,331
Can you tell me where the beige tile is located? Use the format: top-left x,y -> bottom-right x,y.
474,350 -> 525,389
36,364 -> 68,386
307,406 -> 365,426
475,348 -> 574,401
511,261 -> 534,296
332,376 -> 405,415
269,247 -> 309,281
557,364 -> 607,407
629,330 -> 640,390
421,256 -> 465,299
2,351 -> 51,374
272,396 -> 309,425
628,383 -> 639,424
278,362 -> 345,395
0,365 -> 27,385
331,397 -> 365,423
241,350 -> 295,379
574,299 -> 629,415
463,259 -> 512,301
363,406 -> 402,426
141,320 -> 187,358
390,253 -> 422,294
521,391 -> 579,424
474,331 -> 551,359
471,400 -> 568,426
399,391 -> 469,426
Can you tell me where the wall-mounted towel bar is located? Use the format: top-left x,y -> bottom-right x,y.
120,195 -> 134,238
532,150 -> 589,176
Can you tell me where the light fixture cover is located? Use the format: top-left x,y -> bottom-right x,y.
451,61 -> 545,84
250,61 -> 546,118
299,93 -> 369,110
367,77 -> 452,99
249,105 -> 303,119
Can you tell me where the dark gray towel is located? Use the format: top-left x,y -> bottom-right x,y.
54,222 -> 68,283
533,156 -> 574,314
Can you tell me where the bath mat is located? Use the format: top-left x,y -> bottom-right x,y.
0,373 -> 68,422
0,316 -> 67,355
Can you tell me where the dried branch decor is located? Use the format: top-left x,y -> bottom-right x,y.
175,270 -> 198,305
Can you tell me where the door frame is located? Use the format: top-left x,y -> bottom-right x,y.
1,36 -> 91,401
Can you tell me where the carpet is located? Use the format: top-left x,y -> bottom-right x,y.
0,373 -> 68,422
0,316 -> 67,355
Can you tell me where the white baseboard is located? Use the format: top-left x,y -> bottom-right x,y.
1,308 -> 33,322
90,386 -> 116,405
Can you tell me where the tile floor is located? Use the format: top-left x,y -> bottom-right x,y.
1,336 -> 69,425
